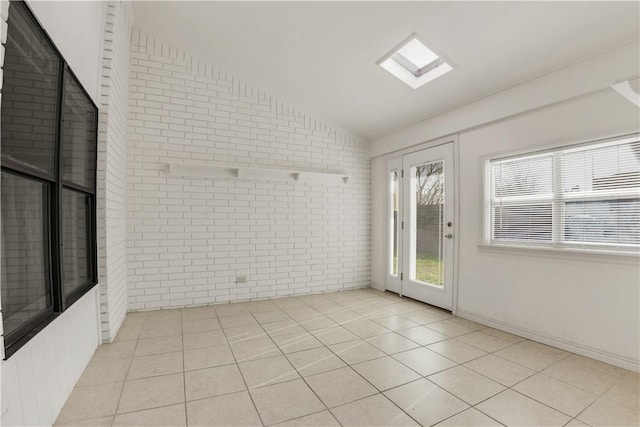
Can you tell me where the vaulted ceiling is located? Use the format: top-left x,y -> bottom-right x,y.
133,2 -> 640,140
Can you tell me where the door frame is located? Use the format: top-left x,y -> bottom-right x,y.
401,144 -> 454,309
383,135 -> 460,314
385,157 -> 403,295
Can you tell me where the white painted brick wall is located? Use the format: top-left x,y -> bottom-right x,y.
97,1 -> 131,341
127,29 -> 371,310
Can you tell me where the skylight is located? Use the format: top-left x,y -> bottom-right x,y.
378,33 -> 453,89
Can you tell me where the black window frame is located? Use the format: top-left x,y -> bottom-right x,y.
1,0 -> 98,358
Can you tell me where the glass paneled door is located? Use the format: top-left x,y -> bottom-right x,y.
386,143 -> 455,310
386,157 -> 403,294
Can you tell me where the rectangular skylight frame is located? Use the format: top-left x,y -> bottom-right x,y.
392,52 -> 447,78
377,32 -> 454,89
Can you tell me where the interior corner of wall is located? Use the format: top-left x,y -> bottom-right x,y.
370,281 -> 385,292
95,287 -> 104,343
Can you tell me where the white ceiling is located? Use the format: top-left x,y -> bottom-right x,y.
133,2 -> 640,141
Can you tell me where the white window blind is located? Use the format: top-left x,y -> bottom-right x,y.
488,134 -> 640,252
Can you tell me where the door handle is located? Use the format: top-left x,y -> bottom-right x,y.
444,233 -> 453,240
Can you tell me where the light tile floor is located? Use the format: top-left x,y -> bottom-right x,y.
55,288 -> 639,426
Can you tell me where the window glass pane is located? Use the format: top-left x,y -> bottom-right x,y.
414,162 -> 444,286
493,204 -> 552,242
62,189 -> 92,297
564,199 -> 640,246
563,139 -> 640,193
61,72 -> 97,188
492,155 -> 553,199
1,172 -> 51,337
390,170 -> 399,276
1,2 -> 60,174
489,135 -> 640,251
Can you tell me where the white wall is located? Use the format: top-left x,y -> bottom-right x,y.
456,90 -> 640,370
97,1 -> 132,343
370,41 -> 639,158
1,289 -> 101,426
371,88 -> 640,370
26,0 -> 105,104
126,29 -> 371,310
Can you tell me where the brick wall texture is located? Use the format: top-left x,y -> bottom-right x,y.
97,1 -> 132,340
126,29 -> 371,310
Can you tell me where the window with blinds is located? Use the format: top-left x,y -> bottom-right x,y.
488,134 -> 640,252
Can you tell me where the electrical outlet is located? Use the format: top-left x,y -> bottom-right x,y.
236,276 -> 248,284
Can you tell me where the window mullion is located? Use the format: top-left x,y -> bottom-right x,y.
52,64 -> 67,313
562,189 -> 640,201
486,160 -> 494,243
552,152 -> 564,246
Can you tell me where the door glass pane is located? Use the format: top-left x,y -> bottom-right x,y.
1,2 -> 60,174
61,71 -> 97,188
414,161 -> 444,286
62,189 -> 92,298
1,172 -> 51,337
389,170 -> 399,276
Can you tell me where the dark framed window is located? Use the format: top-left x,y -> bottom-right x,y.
1,0 -> 98,358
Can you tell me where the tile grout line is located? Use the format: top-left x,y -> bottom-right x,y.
64,289 -> 637,426
260,293 -> 389,423
285,296 -> 433,426
253,298 -> 337,425
110,313 -> 147,426
290,297 -> 423,426
307,295 -> 604,425
263,408 -> 335,427
181,309 -> 188,427
222,308 -> 627,424
232,308 -> 274,427
56,291 -> 375,424
461,345 -> 630,423
390,312 -> 574,425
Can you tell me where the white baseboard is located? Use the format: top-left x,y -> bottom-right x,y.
370,282 -> 385,291
456,309 -> 639,373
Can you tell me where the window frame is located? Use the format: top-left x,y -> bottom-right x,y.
1,0 -> 98,358
0,169 -> 56,349
484,133 -> 640,255
57,67 -> 99,308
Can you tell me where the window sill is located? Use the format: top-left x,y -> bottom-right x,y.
3,282 -> 98,360
477,243 -> 640,265
3,312 -> 60,360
